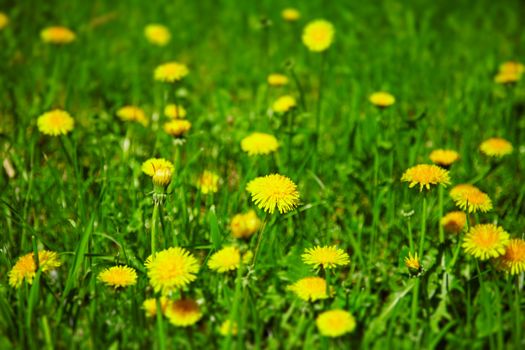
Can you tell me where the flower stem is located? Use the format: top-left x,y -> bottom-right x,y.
252,216 -> 270,268
155,297 -> 166,350
151,202 -> 160,255
410,279 -> 420,337
418,196 -> 427,257
313,52 -> 327,173
438,186 -> 444,243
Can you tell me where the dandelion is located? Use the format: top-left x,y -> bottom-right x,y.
441,211 -> 467,233
145,24 -> 171,46
499,61 -> 524,75
316,310 -> 356,337
450,184 -> 492,213
197,170 -> 220,194
230,210 -> 261,239
8,251 -> 61,288
302,245 -> 350,269
165,299 -> 202,327
404,252 -> 421,273
267,74 -> 289,86
116,105 -> 148,126
497,239 -> 525,275
143,297 -> 171,318
41,26 -> 75,44
369,92 -> 395,108
141,158 -> 174,177
281,8 -> 300,22
494,72 -> 520,84
219,320 -> 238,336
272,95 -> 296,113
154,61 -> 189,83
246,174 -> 299,214
462,224 -> 510,260
164,104 -> 187,119
302,20 -> 335,52
98,265 -> 137,289
207,246 -> 241,273
479,137 -> 513,158
145,247 -> 199,294
163,120 -> 191,138
0,12 -> 8,30
287,277 -> 332,301
429,149 -> 460,168
241,132 -> 279,156
401,164 -> 451,191
37,109 -> 74,136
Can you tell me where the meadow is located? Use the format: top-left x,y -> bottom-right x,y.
1,0 -> 524,349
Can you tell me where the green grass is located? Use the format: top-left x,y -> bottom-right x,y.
1,0 -> 524,349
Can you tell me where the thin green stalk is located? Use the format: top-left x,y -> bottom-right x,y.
41,315 -> 53,350
151,202 -> 160,255
252,216 -> 270,268
313,52 -> 327,172
438,186 -> 444,243
287,110 -> 294,170
155,297 -> 166,350
289,65 -> 306,111
410,279 -> 420,338
419,196 -> 427,257
407,217 -> 414,252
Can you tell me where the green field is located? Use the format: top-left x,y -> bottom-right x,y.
1,0 -> 524,349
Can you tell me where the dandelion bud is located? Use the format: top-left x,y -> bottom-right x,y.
153,167 -> 172,188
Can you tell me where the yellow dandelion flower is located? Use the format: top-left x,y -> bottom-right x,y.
404,252 -> 421,272
143,297 -> 171,318
0,12 -> 8,30
267,74 -> 289,86
272,95 -> 296,113
145,24 -> 171,46
152,167 -> 173,187
302,19 -> 334,52
207,246 -> 241,273
462,224 -> 510,260
429,149 -> 460,167
41,26 -> 75,44
441,211 -> 467,233
219,320 -> 238,336
141,158 -> 174,177
197,170 -> 220,194
37,109 -> 74,136
116,105 -> 148,126
302,245 -> 350,269
494,71 -> 520,84
230,210 -> 261,239
480,137 -> 513,157
499,61 -> 524,75
163,120 -> 191,138
450,184 -> 492,213
165,299 -> 202,327
98,265 -> 137,289
316,310 -> 356,337
497,239 -> 525,275
241,132 -> 279,156
369,91 -> 395,108
246,174 -> 299,214
154,61 -> 189,83
282,8 -> 300,22
287,277 -> 332,301
8,251 -> 61,288
145,247 -> 199,294
164,104 -> 187,119
401,164 -> 451,191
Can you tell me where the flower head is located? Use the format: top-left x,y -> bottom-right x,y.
241,132 -> 279,156
145,24 -> 171,46
116,106 -> 148,126
165,299 -> 202,327
282,8 -> 300,22
219,320 -> 238,336
164,104 -> 187,119
450,184 -> 492,213
37,109 -> 74,136
142,158 -> 174,187
145,247 -> 199,294
302,245 -> 350,269
429,149 -> 460,167
230,210 -> 261,239
143,297 -> 171,318
9,251 -> 61,288
494,72 -> 520,84
441,211 -> 467,233
404,252 -> 421,273
496,239 -> 525,275
288,277 -> 332,301
499,61 -> 524,75
197,170 -> 220,194
41,26 -> 75,44
0,12 -> 8,30
369,92 -> 395,108
207,246 -> 241,273
272,95 -> 296,113
154,61 -> 189,83
316,310 -> 356,337
163,120 -> 191,138
401,164 -> 451,191
462,224 -> 510,260
246,174 -> 299,214
479,137 -> 513,158
302,20 -> 334,52
267,74 -> 289,86
98,265 -> 137,289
